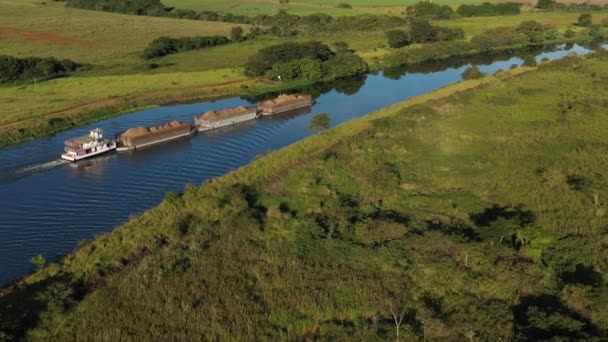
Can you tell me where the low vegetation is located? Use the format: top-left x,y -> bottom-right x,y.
141,35 -> 230,59
0,55 -> 83,84
1,50 -> 607,340
245,41 -> 368,81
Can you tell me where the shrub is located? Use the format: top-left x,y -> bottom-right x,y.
409,18 -> 438,43
141,36 -> 229,59
457,2 -> 521,17
461,66 -> 484,79
385,30 -> 411,48
245,41 -> 334,76
308,113 -> 331,132
536,0 -> 556,9
322,52 -> 369,79
67,0 -> 163,15
564,29 -> 576,38
336,2 -> 352,9
577,13 -> 592,27
602,17 -> 608,27
230,26 -> 244,41
407,1 -> 455,19
0,55 -> 82,84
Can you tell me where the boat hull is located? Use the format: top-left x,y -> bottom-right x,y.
198,113 -> 258,132
260,102 -> 312,116
117,129 -> 195,151
61,145 -> 116,162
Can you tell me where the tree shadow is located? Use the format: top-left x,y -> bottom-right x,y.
0,274 -> 85,340
559,264 -> 603,287
425,219 -> 481,242
469,204 -> 535,227
512,294 -> 599,341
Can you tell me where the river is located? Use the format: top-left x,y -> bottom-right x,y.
0,42 -> 604,285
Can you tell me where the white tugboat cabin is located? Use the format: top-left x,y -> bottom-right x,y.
61,128 -> 117,162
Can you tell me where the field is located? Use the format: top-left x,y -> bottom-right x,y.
0,0 -> 606,146
2,51 -> 607,340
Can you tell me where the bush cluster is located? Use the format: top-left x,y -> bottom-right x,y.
457,2 -> 522,17
141,36 -> 229,59
66,0 -> 163,15
0,55 -> 82,84
245,42 -> 368,81
385,19 -> 464,48
385,20 -> 566,66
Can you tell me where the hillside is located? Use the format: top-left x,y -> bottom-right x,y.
2,51 -> 607,340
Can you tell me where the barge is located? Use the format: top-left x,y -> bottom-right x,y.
257,94 -> 313,116
195,106 -> 258,131
61,128 -> 116,162
115,120 -> 195,151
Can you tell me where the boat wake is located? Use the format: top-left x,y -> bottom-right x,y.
16,159 -> 69,174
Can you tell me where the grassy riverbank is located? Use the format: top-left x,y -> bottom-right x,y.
2,51 -> 607,340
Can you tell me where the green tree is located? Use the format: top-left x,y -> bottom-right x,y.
322,52 -> 369,79
308,113 -> 331,132
577,13 -> 592,27
409,18 -> 438,43
536,0 -> 556,9
30,254 -> 46,271
385,30 -> 411,48
231,26 -> 244,41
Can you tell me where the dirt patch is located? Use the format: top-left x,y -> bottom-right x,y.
0,27 -> 91,46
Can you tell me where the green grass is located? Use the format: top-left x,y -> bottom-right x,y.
0,0 -> 244,70
2,52 -> 607,340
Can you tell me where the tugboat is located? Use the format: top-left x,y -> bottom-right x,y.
61,128 -> 117,162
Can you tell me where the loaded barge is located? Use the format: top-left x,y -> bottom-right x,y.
61,129 -> 116,162
258,94 -> 313,116
60,93 -> 314,160
115,121 -> 195,151
195,106 -> 258,131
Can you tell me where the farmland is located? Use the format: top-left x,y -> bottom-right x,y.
0,0 -> 606,146
2,51 -> 607,340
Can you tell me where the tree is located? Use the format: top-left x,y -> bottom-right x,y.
308,113 -> 331,132
409,18 -> 438,43
385,30 -> 411,49
536,0 -> 556,9
231,26 -> 244,41
322,52 -> 369,79
30,254 -> 46,271
577,13 -> 592,27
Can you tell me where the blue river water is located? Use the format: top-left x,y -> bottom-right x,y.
0,43 -> 603,285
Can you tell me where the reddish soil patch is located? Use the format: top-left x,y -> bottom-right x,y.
0,27 -> 91,46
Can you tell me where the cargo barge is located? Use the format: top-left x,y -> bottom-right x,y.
115,120 -> 195,151
257,94 -> 313,116
61,129 -> 116,162
195,106 -> 258,131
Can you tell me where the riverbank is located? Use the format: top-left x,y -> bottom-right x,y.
0,70 -> 311,147
2,49 -> 607,339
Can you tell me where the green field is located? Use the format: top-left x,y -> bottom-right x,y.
2,52 -> 607,340
0,0 -> 606,146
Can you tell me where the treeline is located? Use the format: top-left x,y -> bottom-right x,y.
385,20 -> 585,66
245,42 -> 368,81
66,0 -> 164,15
0,56 -> 83,84
457,2 -> 522,17
385,18 -> 465,48
536,0 -> 608,11
141,36 -> 229,59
